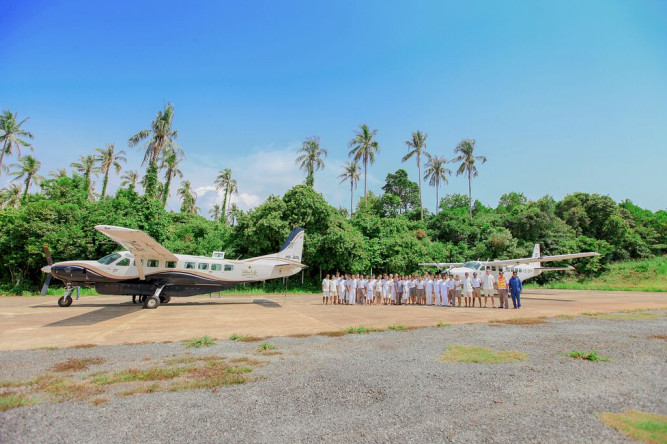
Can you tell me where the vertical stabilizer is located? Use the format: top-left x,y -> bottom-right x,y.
277,228 -> 305,263
529,244 -> 541,268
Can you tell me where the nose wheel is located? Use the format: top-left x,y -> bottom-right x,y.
58,295 -> 73,307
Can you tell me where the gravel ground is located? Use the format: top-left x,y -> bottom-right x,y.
1,314 -> 665,443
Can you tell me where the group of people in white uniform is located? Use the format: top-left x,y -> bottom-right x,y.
321,270 -> 507,308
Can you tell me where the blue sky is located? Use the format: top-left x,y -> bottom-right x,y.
1,0 -> 666,213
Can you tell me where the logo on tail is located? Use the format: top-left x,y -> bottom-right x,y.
278,228 -> 304,263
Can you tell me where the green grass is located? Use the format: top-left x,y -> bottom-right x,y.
438,345 -> 528,364
599,410 -> 667,443
581,309 -> 661,321
387,325 -> 412,331
256,342 -> 276,352
90,366 -> 194,385
183,335 -> 216,348
524,255 -> 667,292
564,350 -> 610,362
0,393 -> 38,411
436,322 -> 451,328
344,326 -> 384,334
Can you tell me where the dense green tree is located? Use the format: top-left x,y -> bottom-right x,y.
295,136 -> 327,187
0,184 -> 22,208
94,143 -> 126,198
70,155 -> 98,200
9,155 -> 43,201
177,180 -> 198,214
0,110 -> 33,175
348,124 -> 380,200
453,138 -> 487,219
209,204 -> 222,221
402,130 -> 429,220
381,169 -> 420,215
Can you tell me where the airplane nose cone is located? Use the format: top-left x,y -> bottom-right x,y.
41,265 -> 51,273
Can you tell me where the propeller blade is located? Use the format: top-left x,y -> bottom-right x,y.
40,274 -> 52,296
43,244 -> 53,266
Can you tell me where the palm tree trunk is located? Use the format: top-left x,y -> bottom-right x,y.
350,181 -> 353,218
222,187 -> 228,224
162,172 -> 172,207
101,171 -> 109,198
0,143 -> 6,175
435,183 -> 439,215
22,176 -> 31,201
364,157 -> 368,200
468,171 -> 472,219
418,156 -> 423,220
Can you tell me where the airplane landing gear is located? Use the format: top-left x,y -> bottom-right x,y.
142,285 -> 166,309
159,296 -> 171,304
58,288 -> 74,307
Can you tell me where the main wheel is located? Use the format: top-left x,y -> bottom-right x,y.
140,295 -> 147,304
159,296 -> 171,304
58,295 -> 73,307
143,295 -> 160,309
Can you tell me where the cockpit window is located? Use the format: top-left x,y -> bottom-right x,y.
98,253 -> 121,265
116,258 -> 130,266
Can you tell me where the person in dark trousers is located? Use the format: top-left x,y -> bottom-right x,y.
508,271 -> 523,309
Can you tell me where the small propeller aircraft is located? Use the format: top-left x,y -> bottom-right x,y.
41,225 -> 306,309
419,244 -> 600,282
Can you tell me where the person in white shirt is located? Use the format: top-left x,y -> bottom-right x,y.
328,275 -> 338,305
322,275 -> 330,305
440,276 -> 449,307
337,275 -> 346,305
425,275 -> 433,306
445,275 -> 454,306
433,276 -> 441,306
374,276 -> 383,305
349,275 -> 357,305
454,275 -> 463,307
462,272 -> 473,307
366,275 -> 375,304
358,275 -> 367,305
472,272 -> 482,308
403,278 -> 411,305
482,269 -> 496,308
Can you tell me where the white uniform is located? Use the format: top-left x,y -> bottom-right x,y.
482,273 -> 495,296
433,279 -> 441,306
402,280 -> 411,302
425,279 -> 433,305
349,278 -> 357,305
366,279 -> 374,301
322,278 -> 329,297
328,278 -> 338,297
440,279 -> 449,306
338,278 -> 345,302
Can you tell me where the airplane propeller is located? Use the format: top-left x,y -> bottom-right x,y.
40,244 -> 53,296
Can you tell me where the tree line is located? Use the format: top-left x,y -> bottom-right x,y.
0,106 -> 664,292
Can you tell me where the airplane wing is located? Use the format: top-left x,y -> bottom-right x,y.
479,252 -> 600,267
418,262 -> 463,268
95,225 -> 178,279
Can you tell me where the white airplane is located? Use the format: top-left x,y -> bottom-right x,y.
40,225 -> 306,309
419,244 -> 599,282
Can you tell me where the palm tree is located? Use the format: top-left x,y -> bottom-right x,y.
338,161 -> 361,217
49,168 -> 69,179
402,130 -> 429,220
453,138 -> 487,218
177,180 -> 198,214
159,148 -> 184,207
295,136 -> 327,187
9,155 -> 43,200
214,168 -> 238,224
94,143 -> 127,198
0,110 -> 34,175
70,155 -> 99,200
209,204 -> 222,221
128,104 -> 180,198
348,124 -> 380,200
120,170 -> 139,191
423,154 -> 452,214
0,184 -> 22,208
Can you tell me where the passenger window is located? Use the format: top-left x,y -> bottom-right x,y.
491,266 -> 496,271
146,260 -> 159,268
224,265 -> 234,271
116,258 -> 130,266
211,264 -> 221,271
198,263 -> 209,270
184,262 -> 195,270
165,261 -> 176,269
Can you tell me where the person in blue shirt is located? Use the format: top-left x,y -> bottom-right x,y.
508,271 -> 523,309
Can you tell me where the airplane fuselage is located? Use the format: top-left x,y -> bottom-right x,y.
446,261 -> 539,282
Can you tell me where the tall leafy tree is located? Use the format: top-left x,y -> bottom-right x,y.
209,204 -> 222,221
49,168 -> 69,179
423,154 -> 452,214
402,130 -> 429,221
0,184 -> 22,208
120,170 -> 139,192
381,169 -> 420,215
177,180 -> 198,214
94,143 -> 127,198
453,138 -> 487,218
9,155 -> 43,200
70,154 -> 98,200
0,110 -> 33,175
295,136 -> 327,187
348,124 -> 380,200
160,148 -> 184,207
214,168 -> 238,224
128,103 -> 180,199
338,160 -> 360,217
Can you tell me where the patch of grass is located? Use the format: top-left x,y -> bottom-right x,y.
438,345 -> 528,364
169,361 -> 251,391
183,335 -> 216,348
436,322 -> 451,328
563,350 -> 610,362
256,342 -> 276,352
387,325 -> 414,331
647,334 -> 667,341
37,375 -> 103,403
492,317 -> 547,325
36,346 -> 60,351
287,333 -> 313,338
164,356 -> 225,366
599,410 -> 667,444
229,334 -> 265,342
345,326 -> 384,334
317,330 -> 346,337
118,383 -> 161,397
90,397 -> 110,405
72,344 -> 96,349
582,312 -> 604,317
91,366 -> 194,385
582,311 -> 659,321
50,357 -> 106,373
0,392 -> 38,412
557,314 -> 575,319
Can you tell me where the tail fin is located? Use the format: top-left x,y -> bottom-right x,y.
529,244 -> 541,268
277,228 -> 304,263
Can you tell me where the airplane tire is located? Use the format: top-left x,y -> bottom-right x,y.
143,296 -> 160,309
140,295 -> 147,304
58,296 -> 73,307
159,296 -> 171,304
